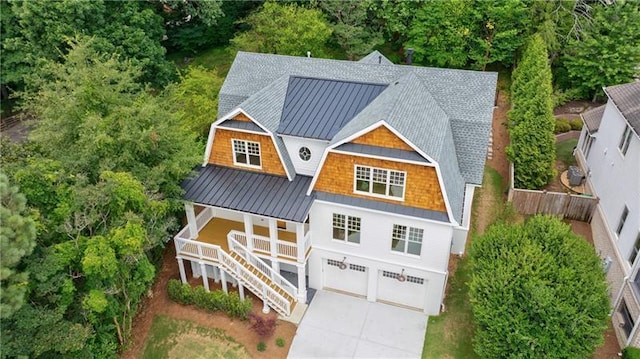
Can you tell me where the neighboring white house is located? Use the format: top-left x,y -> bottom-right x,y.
576,81 -> 640,348
172,51 -> 497,318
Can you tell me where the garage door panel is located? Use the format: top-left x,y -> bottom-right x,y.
377,270 -> 426,310
323,259 -> 368,297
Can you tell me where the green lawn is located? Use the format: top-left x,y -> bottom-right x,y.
556,138 -> 579,167
422,166 -> 506,359
141,315 -> 250,359
169,46 -> 238,77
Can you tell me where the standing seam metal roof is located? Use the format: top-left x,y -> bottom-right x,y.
182,165 -> 314,222
278,76 -> 387,140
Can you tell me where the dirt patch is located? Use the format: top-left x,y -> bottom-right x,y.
486,90 -> 511,184
121,245 -> 297,359
167,332 -> 250,359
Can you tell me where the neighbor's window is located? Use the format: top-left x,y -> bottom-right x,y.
355,165 -> 405,200
619,125 -> 633,156
391,224 -> 423,255
630,232 -> 640,265
232,139 -> 261,167
617,205 -> 629,237
332,213 -> 361,244
619,299 -> 635,338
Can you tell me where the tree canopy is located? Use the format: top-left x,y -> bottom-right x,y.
231,2 -> 332,57
470,216 -> 609,358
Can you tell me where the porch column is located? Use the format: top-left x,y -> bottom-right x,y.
200,262 -> 210,292
220,270 -> 228,294
243,214 -> 254,251
269,219 -> 279,271
185,202 -> 198,239
238,283 -> 245,300
296,223 -> 305,263
177,257 -> 187,283
213,266 -> 220,283
262,287 -> 271,314
296,263 -> 307,303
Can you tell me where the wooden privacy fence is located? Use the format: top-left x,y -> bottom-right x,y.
508,163 -> 599,222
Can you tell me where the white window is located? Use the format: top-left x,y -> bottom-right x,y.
332,213 -> 361,244
629,232 -> 640,265
354,165 -> 405,200
617,205 -> 629,236
391,224 -> 423,255
232,139 -> 261,167
619,125 -> 633,156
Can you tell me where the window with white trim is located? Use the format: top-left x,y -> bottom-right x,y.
619,125 -> 633,156
617,205 -> 629,237
391,225 -> 423,255
332,213 -> 361,244
349,264 -> 366,272
355,165 -> 405,200
629,232 -> 640,265
232,139 -> 261,167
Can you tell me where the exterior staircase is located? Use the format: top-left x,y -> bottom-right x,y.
174,233 -> 298,317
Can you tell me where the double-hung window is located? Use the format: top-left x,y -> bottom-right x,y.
619,125 -> 633,156
232,139 -> 261,167
355,165 -> 405,200
332,213 -> 361,244
391,224 -> 423,255
629,232 -> 640,265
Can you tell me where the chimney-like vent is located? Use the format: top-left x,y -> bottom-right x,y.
307,51 -> 311,58
406,48 -> 414,65
378,55 -> 382,64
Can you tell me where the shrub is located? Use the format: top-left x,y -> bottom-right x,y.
623,347 -> 640,359
554,118 -> 572,133
249,313 -> 277,338
469,216 -> 609,358
227,293 -> 252,320
257,341 -> 267,352
569,118 -> 583,130
166,281 -> 251,319
167,279 -> 194,305
276,337 -> 285,347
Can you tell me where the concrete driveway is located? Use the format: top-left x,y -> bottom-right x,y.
288,290 -> 428,358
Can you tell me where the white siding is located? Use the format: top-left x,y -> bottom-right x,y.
280,135 -> 329,176
582,102 -> 640,273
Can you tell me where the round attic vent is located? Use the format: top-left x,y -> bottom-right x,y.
299,147 -> 311,161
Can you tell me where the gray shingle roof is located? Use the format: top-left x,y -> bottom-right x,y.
218,119 -> 266,133
278,76 -> 387,140
316,192 -> 449,223
217,51 -> 497,224
581,105 -> 605,133
335,143 -> 430,164
604,82 -> 640,136
182,165 -> 314,222
358,50 -> 394,65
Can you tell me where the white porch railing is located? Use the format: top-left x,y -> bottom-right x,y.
174,234 -> 292,316
227,233 -> 298,299
228,230 -> 301,261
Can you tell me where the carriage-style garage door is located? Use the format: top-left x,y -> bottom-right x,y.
322,258 -> 368,297
377,270 -> 426,310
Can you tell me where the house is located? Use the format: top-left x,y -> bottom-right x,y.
575,81 -> 640,348
173,51 -> 497,317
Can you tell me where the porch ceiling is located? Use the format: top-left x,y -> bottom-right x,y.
182,165 -> 314,222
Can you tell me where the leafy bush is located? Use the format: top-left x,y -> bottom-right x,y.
257,341 -> 267,352
469,216 -> 609,358
276,337 -> 285,347
554,118 -> 572,134
569,118 -> 583,130
166,280 -> 252,319
623,347 -> 640,359
249,313 -> 277,338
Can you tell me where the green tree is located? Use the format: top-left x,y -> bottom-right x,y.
469,216 -> 609,358
231,2 -> 332,57
506,34 -> 556,189
405,0 -> 474,68
24,39 -> 201,198
167,66 -> 224,138
561,1 -> 640,101
318,0 -> 383,60
0,172 -> 37,319
366,0 -> 423,47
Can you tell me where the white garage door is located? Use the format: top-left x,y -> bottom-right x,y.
377,270 -> 426,310
323,258 -> 368,297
